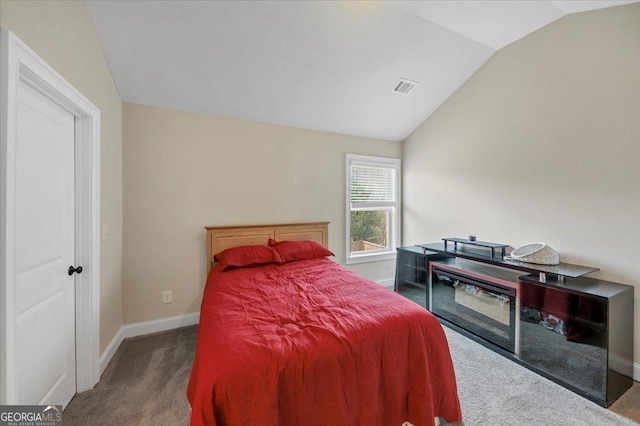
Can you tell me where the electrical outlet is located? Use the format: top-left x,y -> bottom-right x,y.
162,290 -> 172,304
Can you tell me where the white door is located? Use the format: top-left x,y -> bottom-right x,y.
13,80 -> 77,406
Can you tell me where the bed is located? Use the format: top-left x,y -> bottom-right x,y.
187,223 -> 462,425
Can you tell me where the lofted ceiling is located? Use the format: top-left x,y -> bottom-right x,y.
86,0 -> 637,141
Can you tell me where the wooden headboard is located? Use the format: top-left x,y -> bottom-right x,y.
205,222 -> 329,272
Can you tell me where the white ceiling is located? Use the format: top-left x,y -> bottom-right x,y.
86,0 -> 637,141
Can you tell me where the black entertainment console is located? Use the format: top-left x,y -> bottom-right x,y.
395,243 -> 634,407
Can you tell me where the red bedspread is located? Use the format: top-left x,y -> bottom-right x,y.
187,258 -> 462,425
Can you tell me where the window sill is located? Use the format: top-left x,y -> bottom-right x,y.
346,252 -> 397,265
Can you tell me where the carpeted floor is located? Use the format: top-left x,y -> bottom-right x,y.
63,326 -> 197,425
63,324 -> 639,425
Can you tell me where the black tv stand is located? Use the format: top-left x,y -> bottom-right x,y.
395,244 -> 634,407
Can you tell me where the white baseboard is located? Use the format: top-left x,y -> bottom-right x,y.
376,278 -> 395,289
99,326 -> 124,375
99,312 -> 200,375
121,312 -> 200,339
634,362 -> 640,382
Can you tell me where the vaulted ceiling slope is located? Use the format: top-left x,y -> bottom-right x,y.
86,0 -> 637,141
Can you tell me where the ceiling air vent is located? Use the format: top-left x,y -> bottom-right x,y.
392,78 -> 418,95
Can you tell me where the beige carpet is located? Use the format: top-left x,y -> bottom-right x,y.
63,325 -> 639,425
63,326 -> 197,425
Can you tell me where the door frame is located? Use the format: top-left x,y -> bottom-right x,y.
0,29 -> 101,403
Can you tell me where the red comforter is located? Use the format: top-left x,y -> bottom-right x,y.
187,258 -> 462,425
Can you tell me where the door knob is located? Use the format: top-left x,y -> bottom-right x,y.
68,265 -> 83,276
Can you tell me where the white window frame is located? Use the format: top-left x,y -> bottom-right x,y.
345,154 -> 400,264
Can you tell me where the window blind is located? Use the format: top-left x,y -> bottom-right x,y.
350,164 -> 396,208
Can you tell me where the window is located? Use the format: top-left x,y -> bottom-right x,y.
346,154 -> 400,263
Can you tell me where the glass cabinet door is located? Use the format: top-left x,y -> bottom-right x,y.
519,280 -> 607,402
395,249 -> 428,308
431,268 -> 516,353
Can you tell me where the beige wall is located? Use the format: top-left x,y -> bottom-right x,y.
1,1 -> 124,353
122,103 -> 400,324
403,4 -> 640,366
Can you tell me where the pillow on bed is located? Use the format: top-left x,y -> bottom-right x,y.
268,239 -> 334,262
214,245 -> 282,271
